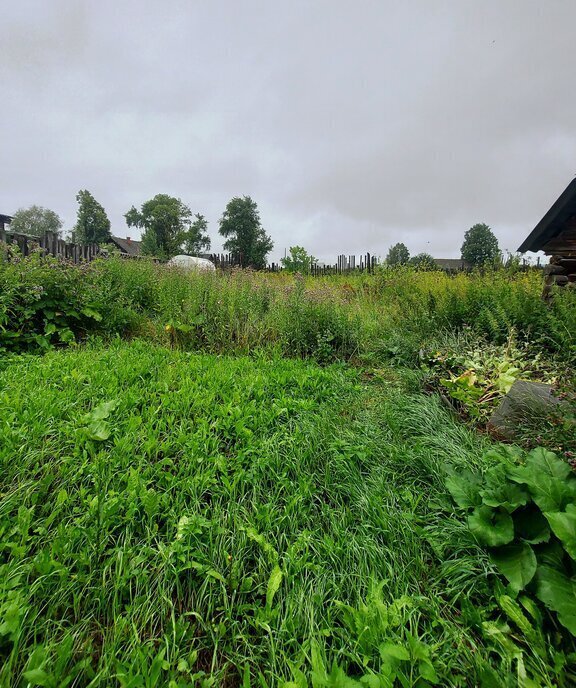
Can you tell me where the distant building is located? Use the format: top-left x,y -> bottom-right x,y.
0,213 -> 13,233
433,258 -> 469,272
109,236 -> 142,256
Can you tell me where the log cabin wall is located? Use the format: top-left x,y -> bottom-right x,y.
517,180 -> 576,301
541,218 -> 576,299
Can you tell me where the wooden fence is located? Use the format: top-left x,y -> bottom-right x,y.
0,229 -> 100,263
207,252 -> 378,275
3,234 -> 502,276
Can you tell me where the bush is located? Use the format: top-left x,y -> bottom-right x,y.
0,249 -> 104,351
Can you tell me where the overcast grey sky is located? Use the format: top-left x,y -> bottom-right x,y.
2,1 -> 575,261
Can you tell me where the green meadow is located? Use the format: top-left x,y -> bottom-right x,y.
1,256 -> 575,686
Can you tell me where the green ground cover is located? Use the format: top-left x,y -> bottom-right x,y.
1,341 -> 574,686
1,254 -> 575,686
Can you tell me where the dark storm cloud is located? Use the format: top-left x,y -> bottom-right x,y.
2,0 -> 575,261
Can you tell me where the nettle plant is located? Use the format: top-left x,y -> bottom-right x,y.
447,447 -> 576,637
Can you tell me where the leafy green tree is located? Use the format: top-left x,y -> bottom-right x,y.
461,223 -> 501,267
218,196 -> 273,269
125,194 -> 192,259
10,205 -> 63,237
281,245 -> 318,274
184,213 -> 211,255
409,252 -> 436,271
386,242 -> 410,266
73,190 -> 111,245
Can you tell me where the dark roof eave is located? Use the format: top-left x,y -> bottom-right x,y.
518,177 -> 576,252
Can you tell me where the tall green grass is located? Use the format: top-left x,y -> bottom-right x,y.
2,253 -> 575,363
2,341 -> 570,686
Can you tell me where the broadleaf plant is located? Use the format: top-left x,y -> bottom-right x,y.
447,446 -> 576,637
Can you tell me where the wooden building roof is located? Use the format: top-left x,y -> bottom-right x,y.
518,178 -> 576,254
110,236 -> 142,256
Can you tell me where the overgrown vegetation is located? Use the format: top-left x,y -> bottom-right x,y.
1,253 -> 575,685
421,332 -> 576,453
2,253 -> 575,363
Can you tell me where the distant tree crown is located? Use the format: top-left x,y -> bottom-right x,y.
10,205 -> 63,237
281,245 -> 318,274
460,223 -> 501,267
184,214 -> 211,256
73,190 -> 111,245
218,196 -> 273,269
409,252 -> 436,271
386,242 -> 410,266
125,194 -> 204,260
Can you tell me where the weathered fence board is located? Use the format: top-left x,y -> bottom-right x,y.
0,229 -> 100,263
207,252 -> 379,275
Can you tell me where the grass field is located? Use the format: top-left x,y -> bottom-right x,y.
1,257 -> 575,686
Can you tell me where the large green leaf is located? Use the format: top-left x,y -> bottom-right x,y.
83,399 -> 118,423
490,543 -> 537,592
468,506 -> 514,547
84,419 -> 111,441
81,306 -> 103,321
266,565 -> 283,608
379,643 -> 410,663
22,668 -> 50,686
480,465 -> 529,512
508,448 -> 575,512
544,504 -> 576,561
535,566 -> 576,636
446,469 -> 482,508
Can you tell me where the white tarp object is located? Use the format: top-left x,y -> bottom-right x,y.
167,255 -> 216,271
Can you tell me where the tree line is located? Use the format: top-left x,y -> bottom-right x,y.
9,192 -> 275,269
10,191 -> 503,270
385,223 -> 502,269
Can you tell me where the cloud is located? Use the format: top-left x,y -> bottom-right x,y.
1,0 -> 575,260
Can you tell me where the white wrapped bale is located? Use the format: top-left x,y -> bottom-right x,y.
167,255 -> 216,271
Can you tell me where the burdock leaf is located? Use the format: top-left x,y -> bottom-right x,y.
468,506 -> 514,547
535,566 -> 576,636
85,420 -> 110,441
490,543 -> 537,592
545,504 -> 576,560
509,448 -> 574,512
84,400 -> 118,423
446,470 -> 482,509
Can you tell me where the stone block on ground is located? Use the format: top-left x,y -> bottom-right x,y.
488,380 -> 564,440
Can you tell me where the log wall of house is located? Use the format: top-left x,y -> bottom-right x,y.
541,220 -> 576,299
